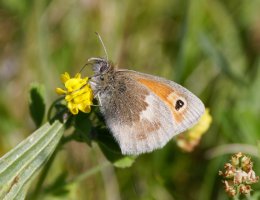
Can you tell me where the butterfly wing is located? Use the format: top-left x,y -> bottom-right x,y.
128,70 -> 205,132
100,69 -> 205,155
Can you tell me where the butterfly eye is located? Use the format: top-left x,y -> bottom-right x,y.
175,99 -> 185,111
100,75 -> 104,81
100,65 -> 106,72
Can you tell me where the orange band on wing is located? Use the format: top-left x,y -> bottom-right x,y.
137,78 -> 184,123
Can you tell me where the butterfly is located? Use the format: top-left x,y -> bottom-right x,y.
88,58 -> 205,155
87,34 -> 205,155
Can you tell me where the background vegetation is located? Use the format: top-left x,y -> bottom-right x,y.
0,0 -> 259,199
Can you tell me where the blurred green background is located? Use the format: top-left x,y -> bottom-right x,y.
0,0 -> 260,199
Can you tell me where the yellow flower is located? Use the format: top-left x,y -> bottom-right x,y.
56,72 -> 93,115
176,108 -> 212,152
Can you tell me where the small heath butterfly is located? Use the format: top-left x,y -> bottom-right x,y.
88,35 -> 205,155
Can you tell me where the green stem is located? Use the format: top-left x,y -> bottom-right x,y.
233,196 -> 239,200
245,193 -> 251,200
67,161 -> 110,184
233,185 -> 241,200
40,161 -> 110,196
47,97 -> 66,121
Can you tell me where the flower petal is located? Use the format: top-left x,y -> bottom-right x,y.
56,72 -> 93,115
55,88 -> 67,95
75,73 -> 81,79
68,102 -> 79,115
61,72 -> 70,83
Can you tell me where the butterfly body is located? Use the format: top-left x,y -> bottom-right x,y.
89,58 -> 205,155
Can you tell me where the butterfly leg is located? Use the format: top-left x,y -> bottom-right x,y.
94,92 -> 103,107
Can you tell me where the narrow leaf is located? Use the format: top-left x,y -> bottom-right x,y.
0,121 -> 65,200
199,33 -> 247,85
29,83 -> 46,127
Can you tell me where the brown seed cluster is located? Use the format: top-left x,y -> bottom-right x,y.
219,152 -> 259,197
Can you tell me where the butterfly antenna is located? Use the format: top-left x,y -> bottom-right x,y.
79,62 -> 91,73
95,32 -> 109,61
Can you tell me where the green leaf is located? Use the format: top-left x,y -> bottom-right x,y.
29,83 -> 46,128
95,127 -> 136,168
199,33 -> 247,86
99,143 -> 136,168
113,156 -> 136,168
0,120 -> 65,200
74,112 -> 92,145
94,127 -> 121,154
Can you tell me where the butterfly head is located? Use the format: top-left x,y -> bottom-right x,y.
88,57 -> 112,74
87,57 -> 116,93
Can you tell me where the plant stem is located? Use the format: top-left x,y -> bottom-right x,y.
67,161 -> 110,184
38,161 -> 111,196
47,97 -> 64,121
245,193 -> 251,200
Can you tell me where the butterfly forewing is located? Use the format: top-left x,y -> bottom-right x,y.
101,69 -> 205,155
